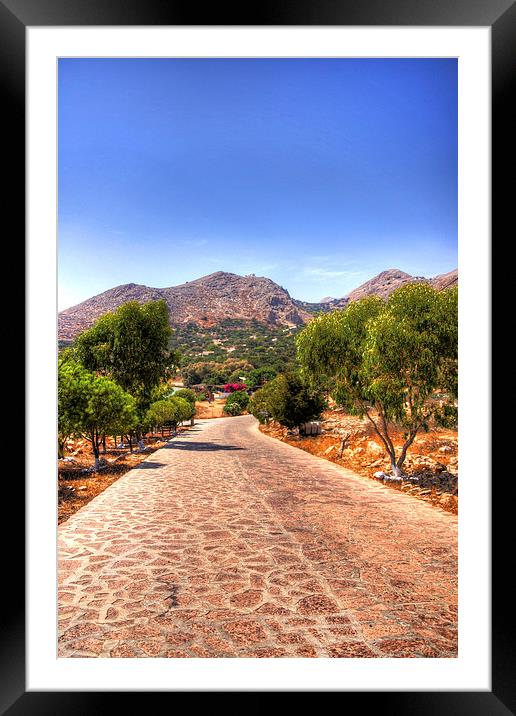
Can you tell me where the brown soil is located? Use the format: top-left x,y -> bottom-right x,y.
194,399 -> 227,419
58,427 -> 192,524
259,407 -> 458,514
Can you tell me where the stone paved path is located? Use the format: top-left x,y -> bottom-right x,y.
58,415 -> 457,658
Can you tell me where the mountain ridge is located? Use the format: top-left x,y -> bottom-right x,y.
58,267 -> 458,343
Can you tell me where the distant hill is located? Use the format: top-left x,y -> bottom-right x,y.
296,268 -> 458,315
58,271 -> 310,342
58,267 -> 458,342
429,268 -> 458,291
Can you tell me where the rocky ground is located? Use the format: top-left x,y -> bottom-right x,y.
260,407 -> 458,514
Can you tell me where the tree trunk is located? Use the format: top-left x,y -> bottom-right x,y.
101,435 -> 106,453
390,461 -> 404,477
338,432 -> 349,458
92,432 -> 100,471
395,429 -> 419,474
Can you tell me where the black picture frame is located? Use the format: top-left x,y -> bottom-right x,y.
5,0 -> 510,710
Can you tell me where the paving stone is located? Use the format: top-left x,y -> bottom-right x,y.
58,416 -> 457,658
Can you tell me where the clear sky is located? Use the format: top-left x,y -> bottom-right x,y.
58,58 -> 457,309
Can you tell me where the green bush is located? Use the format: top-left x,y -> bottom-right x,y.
223,401 -> 244,417
223,389 -> 250,416
249,372 -> 325,429
173,388 -> 197,406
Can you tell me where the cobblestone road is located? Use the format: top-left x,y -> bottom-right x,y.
58,415 -> 458,658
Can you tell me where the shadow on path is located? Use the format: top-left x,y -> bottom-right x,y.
134,462 -> 169,469
163,441 -> 245,452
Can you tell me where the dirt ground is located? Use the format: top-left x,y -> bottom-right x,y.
194,399 -> 228,419
260,407 -> 458,514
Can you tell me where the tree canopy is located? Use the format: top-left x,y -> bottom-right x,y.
296,283 -> 458,474
249,371 -> 325,429
145,396 -> 194,432
58,359 -> 138,467
74,300 -> 174,412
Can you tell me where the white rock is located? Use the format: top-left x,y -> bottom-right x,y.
367,441 -> 383,455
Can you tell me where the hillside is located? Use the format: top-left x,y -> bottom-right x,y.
59,272 -> 310,342
295,268 -> 457,315
58,267 -> 457,343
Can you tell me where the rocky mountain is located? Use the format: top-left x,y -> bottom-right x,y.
58,268 -> 458,343
345,268 -> 426,303
58,272 -> 311,342
429,268 -> 458,291
312,268 -> 458,312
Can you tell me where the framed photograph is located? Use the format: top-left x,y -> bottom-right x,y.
5,0 -> 509,709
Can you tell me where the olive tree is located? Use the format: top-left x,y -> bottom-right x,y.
297,284 -> 458,476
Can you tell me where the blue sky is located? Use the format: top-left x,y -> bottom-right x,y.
58,58 -> 457,309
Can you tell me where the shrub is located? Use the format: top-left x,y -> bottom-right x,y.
249,371 -> 325,429
223,390 -> 250,416
223,382 -> 247,393
223,402 -> 245,417
227,390 -> 249,409
173,388 -> 197,406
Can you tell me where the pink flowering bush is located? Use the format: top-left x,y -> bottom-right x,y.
223,382 -> 247,393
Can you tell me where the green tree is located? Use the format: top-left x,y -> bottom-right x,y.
59,360 -> 138,469
247,366 -> 277,389
146,399 -> 175,435
58,358 -> 88,458
297,284 -> 458,475
74,299 -> 174,417
248,380 -> 276,424
146,396 -> 194,435
167,396 -> 195,430
249,371 -> 325,429
173,388 -> 197,407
